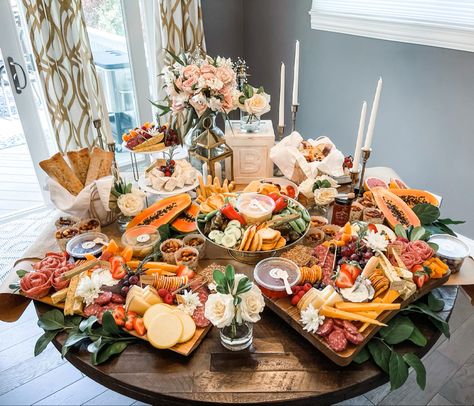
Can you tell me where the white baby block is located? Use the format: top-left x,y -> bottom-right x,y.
224,120 -> 275,184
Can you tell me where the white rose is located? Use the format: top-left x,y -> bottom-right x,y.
237,285 -> 265,323
204,293 -> 235,328
314,187 -> 337,206
298,178 -> 317,199
243,93 -> 271,117
117,193 -> 144,217
208,97 -> 222,112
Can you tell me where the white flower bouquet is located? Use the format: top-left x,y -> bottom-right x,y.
237,83 -> 271,119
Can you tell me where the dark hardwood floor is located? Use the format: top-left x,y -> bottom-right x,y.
0,289 -> 473,405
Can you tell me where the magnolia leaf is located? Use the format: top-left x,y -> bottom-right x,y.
62,333 -> 88,357
102,311 -> 121,336
87,337 -> 103,354
403,353 -> 426,390
394,224 -> 407,239
410,226 -> 426,242
437,218 -> 465,225
379,316 -> 415,345
213,270 -> 226,288
432,221 -> 456,236
368,340 -> 390,373
38,309 -> 65,331
427,292 -> 445,312
94,341 -> 129,365
389,351 -> 409,390
225,265 -> 235,291
79,316 -> 98,333
353,347 -> 370,364
412,203 -> 440,225
34,330 -> 59,356
408,325 -> 428,347
16,269 -> 27,278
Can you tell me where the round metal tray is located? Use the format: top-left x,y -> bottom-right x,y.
196,196 -> 310,264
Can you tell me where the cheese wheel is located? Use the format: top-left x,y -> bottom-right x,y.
147,313 -> 183,349
143,303 -> 174,329
173,310 -> 196,343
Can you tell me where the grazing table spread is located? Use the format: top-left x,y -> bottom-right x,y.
3,220 -> 459,405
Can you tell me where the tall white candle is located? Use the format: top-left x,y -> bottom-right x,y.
278,62 -> 285,127
352,101 -> 367,170
292,40 -> 300,105
364,77 -> 383,150
97,74 -> 114,144
81,51 -> 99,121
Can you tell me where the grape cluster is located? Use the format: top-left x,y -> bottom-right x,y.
120,271 -> 140,297
164,128 -> 179,147
338,235 -> 374,268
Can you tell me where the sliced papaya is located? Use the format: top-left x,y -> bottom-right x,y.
171,203 -> 199,233
371,187 -> 421,229
127,194 -> 191,229
364,177 -> 388,191
389,189 -> 439,208
389,178 -> 408,189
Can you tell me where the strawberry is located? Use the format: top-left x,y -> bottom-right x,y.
336,268 -> 354,289
340,262 -> 361,282
133,317 -> 146,336
303,283 -> 312,292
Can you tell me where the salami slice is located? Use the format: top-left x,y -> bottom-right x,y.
95,291 -> 113,305
111,293 -> 125,304
83,303 -> 102,317
20,270 -> 52,299
327,329 -> 348,352
192,307 -> 210,328
51,264 -> 74,291
406,240 -> 433,261
342,320 -> 359,334
401,250 -> 422,269
333,318 -> 345,328
316,318 -> 334,337
344,329 -> 364,345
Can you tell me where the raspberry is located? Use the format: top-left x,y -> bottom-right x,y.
158,288 -> 168,298
291,295 -> 300,306
164,293 -> 173,305
303,283 -> 312,292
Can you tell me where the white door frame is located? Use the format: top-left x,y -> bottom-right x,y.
0,1 -> 50,200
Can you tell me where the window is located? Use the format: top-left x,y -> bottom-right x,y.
309,0 -> 474,52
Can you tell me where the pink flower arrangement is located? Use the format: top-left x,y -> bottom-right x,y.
161,53 -> 239,118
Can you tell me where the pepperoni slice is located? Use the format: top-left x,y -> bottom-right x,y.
344,329 -> 364,345
327,329 -> 348,352
316,318 -> 334,337
111,293 -> 125,304
83,303 -> 102,317
95,291 -> 113,305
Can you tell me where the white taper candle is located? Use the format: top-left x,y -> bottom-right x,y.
364,77 -> 383,150
278,62 -> 285,127
292,40 -> 300,106
352,101 -> 367,170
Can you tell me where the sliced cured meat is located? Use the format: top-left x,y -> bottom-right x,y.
406,240 -> 433,261
327,329 -> 348,352
20,270 -> 52,299
342,320 -> 359,334
400,251 -> 422,269
111,293 -> 125,304
192,307 -> 210,328
83,303 -> 102,317
51,264 -> 74,291
95,291 -> 113,305
333,318 -> 345,328
344,329 -> 364,345
316,318 -> 334,337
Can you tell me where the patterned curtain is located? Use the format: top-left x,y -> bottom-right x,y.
144,0 -> 206,103
20,0 -> 105,153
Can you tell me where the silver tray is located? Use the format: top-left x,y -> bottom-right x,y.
196,196 -> 310,264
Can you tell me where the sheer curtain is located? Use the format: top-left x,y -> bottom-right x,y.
20,0 -> 107,152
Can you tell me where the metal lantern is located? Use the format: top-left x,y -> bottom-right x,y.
189,116 -> 234,180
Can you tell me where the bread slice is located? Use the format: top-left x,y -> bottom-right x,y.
67,148 -> 90,184
85,147 -> 113,185
39,153 -> 84,195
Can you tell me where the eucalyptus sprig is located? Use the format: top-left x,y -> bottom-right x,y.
354,291 -> 449,391
35,309 -> 138,365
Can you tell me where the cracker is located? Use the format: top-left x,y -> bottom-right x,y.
67,148 -> 90,185
85,147 -> 113,185
243,226 -> 257,251
39,153 -> 84,195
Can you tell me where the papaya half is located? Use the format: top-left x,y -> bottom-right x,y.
171,203 -> 199,233
371,187 -> 421,229
389,189 -> 439,208
127,194 -> 191,229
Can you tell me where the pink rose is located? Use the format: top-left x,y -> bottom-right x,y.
201,72 -> 216,82
200,64 -> 217,75
190,96 -> 208,117
183,64 -> 199,79
216,66 -> 235,85
221,90 -> 235,112
182,75 -> 198,91
174,77 -> 184,90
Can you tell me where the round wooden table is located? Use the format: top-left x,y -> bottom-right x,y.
36,286 -> 457,406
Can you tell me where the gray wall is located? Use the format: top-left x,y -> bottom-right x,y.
202,0 -> 474,237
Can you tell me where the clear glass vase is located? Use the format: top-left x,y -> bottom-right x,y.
219,320 -> 253,351
116,213 -> 133,233
240,111 -> 260,133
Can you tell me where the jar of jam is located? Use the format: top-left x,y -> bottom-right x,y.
331,195 -> 354,226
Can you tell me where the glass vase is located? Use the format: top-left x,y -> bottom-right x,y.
240,111 -> 260,133
116,213 -> 133,233
219,320 -> 253,351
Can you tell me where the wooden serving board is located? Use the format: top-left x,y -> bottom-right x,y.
263,272 -> 451,366
21,293 -> 211,356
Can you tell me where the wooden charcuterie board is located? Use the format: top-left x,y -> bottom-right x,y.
263,272 -> 451,366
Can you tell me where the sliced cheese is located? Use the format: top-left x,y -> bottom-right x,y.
143,286 -> 163,305
173,310 -> 196,343
323,291 -> 343,307
147,312 -> 183,349
51,288 -> 68,304
310,291 -> 326,310
127,295 -> 151,316
319,285 -> 335,301
143,303 -> 174,329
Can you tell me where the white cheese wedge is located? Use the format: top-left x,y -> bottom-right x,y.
147,312 -> 183,349
319,285 -> 335,301
324,291 -> 343,307
126,295 -> 151,316
173,310 -> 196,343
143,303 -> 174,329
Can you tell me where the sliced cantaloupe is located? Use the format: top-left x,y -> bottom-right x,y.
147,312 -> 183,349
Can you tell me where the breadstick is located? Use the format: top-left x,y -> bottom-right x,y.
229,181 -> 235,192
222,179 -> 229,193
214,176 -> 221,190
207,175 -> 212,186
198,175 -> 206,198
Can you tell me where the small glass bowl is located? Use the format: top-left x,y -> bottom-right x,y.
254,257 -> 301,299
174,246 -> 199,270
160,238 -> 184,264
183,233 -> 206,259
122,225 -> 160,259
66,231 -> 109,259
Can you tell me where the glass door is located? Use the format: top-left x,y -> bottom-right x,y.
0,0 -> 52,219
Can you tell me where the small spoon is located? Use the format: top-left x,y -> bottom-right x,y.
269,268 -> 293,295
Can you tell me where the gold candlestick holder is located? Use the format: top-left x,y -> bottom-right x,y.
107,142 -> 119,180
291,104 -> 299,132
357,148 -> 372,196
277,124 -> 285,142
350,169 -> 360,194
93,119 -> 105,149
